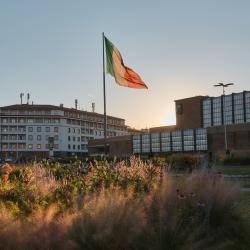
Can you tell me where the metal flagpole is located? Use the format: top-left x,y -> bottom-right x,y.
102,32 -> 107,155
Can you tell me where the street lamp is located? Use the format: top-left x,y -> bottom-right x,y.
213,83 -> 234,154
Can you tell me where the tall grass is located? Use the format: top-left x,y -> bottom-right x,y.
0,158 -> 249,250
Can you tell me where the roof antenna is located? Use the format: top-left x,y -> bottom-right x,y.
75,99 -> 78,110
20,93 -> 24,104
27,93 -> 30,105
92,102 -> 95,112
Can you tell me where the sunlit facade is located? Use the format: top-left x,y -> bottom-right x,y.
0,104 -> 127,159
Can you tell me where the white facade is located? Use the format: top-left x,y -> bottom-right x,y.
0,104 -> 127,159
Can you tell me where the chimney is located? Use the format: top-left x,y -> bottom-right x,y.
60,104 -> 64,108
75,99 -> 78,110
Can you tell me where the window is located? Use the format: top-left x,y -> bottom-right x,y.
176,103 -> 183,114
73,145 -> 76,150
54,144 -> 59,149
37,127 -> 41,132
18,135 -> 26,140
234,93 -> 244,124
196,128 -> 208,151
68,136 -> 71,141
28,135 -> 33,141
141,134 -> 150,153
77,137 -> 80,142
183,129 -> 194,151
28,127 -> 33,132
212,97 -> 222,126
28,144 -> 33,149
73,136 -> 76,142
68,128 -> 71,133
172,131 -> 182,152
54,127 -> 59,133
2,144 -> 8,150
37,144 -> 41,149
78,145 -> 80,150
202,98 -> 212,128
45,127 -> 50,132
246,92 -> 250,122
223,95 -> 233,125
54,135 -> 59,141
18,143 -> 26,149
151,133 -> 160,153
68,144 -> 71,150
37,135 -> 41,141
132,135 -> 141,153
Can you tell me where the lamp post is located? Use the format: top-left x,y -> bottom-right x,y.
213,83 -> 234,154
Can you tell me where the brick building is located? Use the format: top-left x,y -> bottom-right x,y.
89,90 -> 250,157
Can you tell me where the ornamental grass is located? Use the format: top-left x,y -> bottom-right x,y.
0,157 -> 249,250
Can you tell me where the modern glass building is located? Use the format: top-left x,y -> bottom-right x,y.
202,91 -> 250,128
132,128 -> 207,154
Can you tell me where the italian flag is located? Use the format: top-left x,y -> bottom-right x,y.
105,37 -> 148,89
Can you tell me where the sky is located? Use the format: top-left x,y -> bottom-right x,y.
0,0 -> 250,128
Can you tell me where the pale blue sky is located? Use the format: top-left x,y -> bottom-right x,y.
1,0 -> 250,128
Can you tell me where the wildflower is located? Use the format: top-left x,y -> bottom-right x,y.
188,192 -> 196,198
178,194 -> 186,200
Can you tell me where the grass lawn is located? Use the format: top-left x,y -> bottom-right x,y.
237,192 -> 250,226
212,165 -> 250,175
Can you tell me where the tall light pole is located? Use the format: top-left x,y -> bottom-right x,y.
213,82 -> 234,154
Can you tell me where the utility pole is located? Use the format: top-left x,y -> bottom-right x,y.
213,83 -> 234,154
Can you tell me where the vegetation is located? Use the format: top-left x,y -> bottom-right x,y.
0,157 -> 249,250
213,164 -> 250,175
218,155 -> 250,167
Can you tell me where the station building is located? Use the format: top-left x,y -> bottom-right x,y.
0,104 -> 127,159
88,90 -> 250,157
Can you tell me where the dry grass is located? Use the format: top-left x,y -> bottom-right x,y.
0,160 -> 249,250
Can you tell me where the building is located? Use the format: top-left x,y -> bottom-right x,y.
89,90 -> 250,157
0,104 -> 127,159
88,135 -> 132,156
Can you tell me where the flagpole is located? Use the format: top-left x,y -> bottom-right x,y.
102,32 -> 107,155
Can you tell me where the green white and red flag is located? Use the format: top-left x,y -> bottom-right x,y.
104,37 -> 148,89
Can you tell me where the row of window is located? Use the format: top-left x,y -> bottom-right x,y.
1,143 -> 59,150
64,111 -> 125,126
133,129 -> 208,153
68,136 -> 94,142
203,92 -> 250,127
0,118 -> 60,124
1,143 -> 88,151
1,126 -> 59,133
68,144 -> 87,150
67,127 -> 120,137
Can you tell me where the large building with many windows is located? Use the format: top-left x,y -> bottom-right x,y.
0,104 -> 127,160
89,90 -> 250,157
